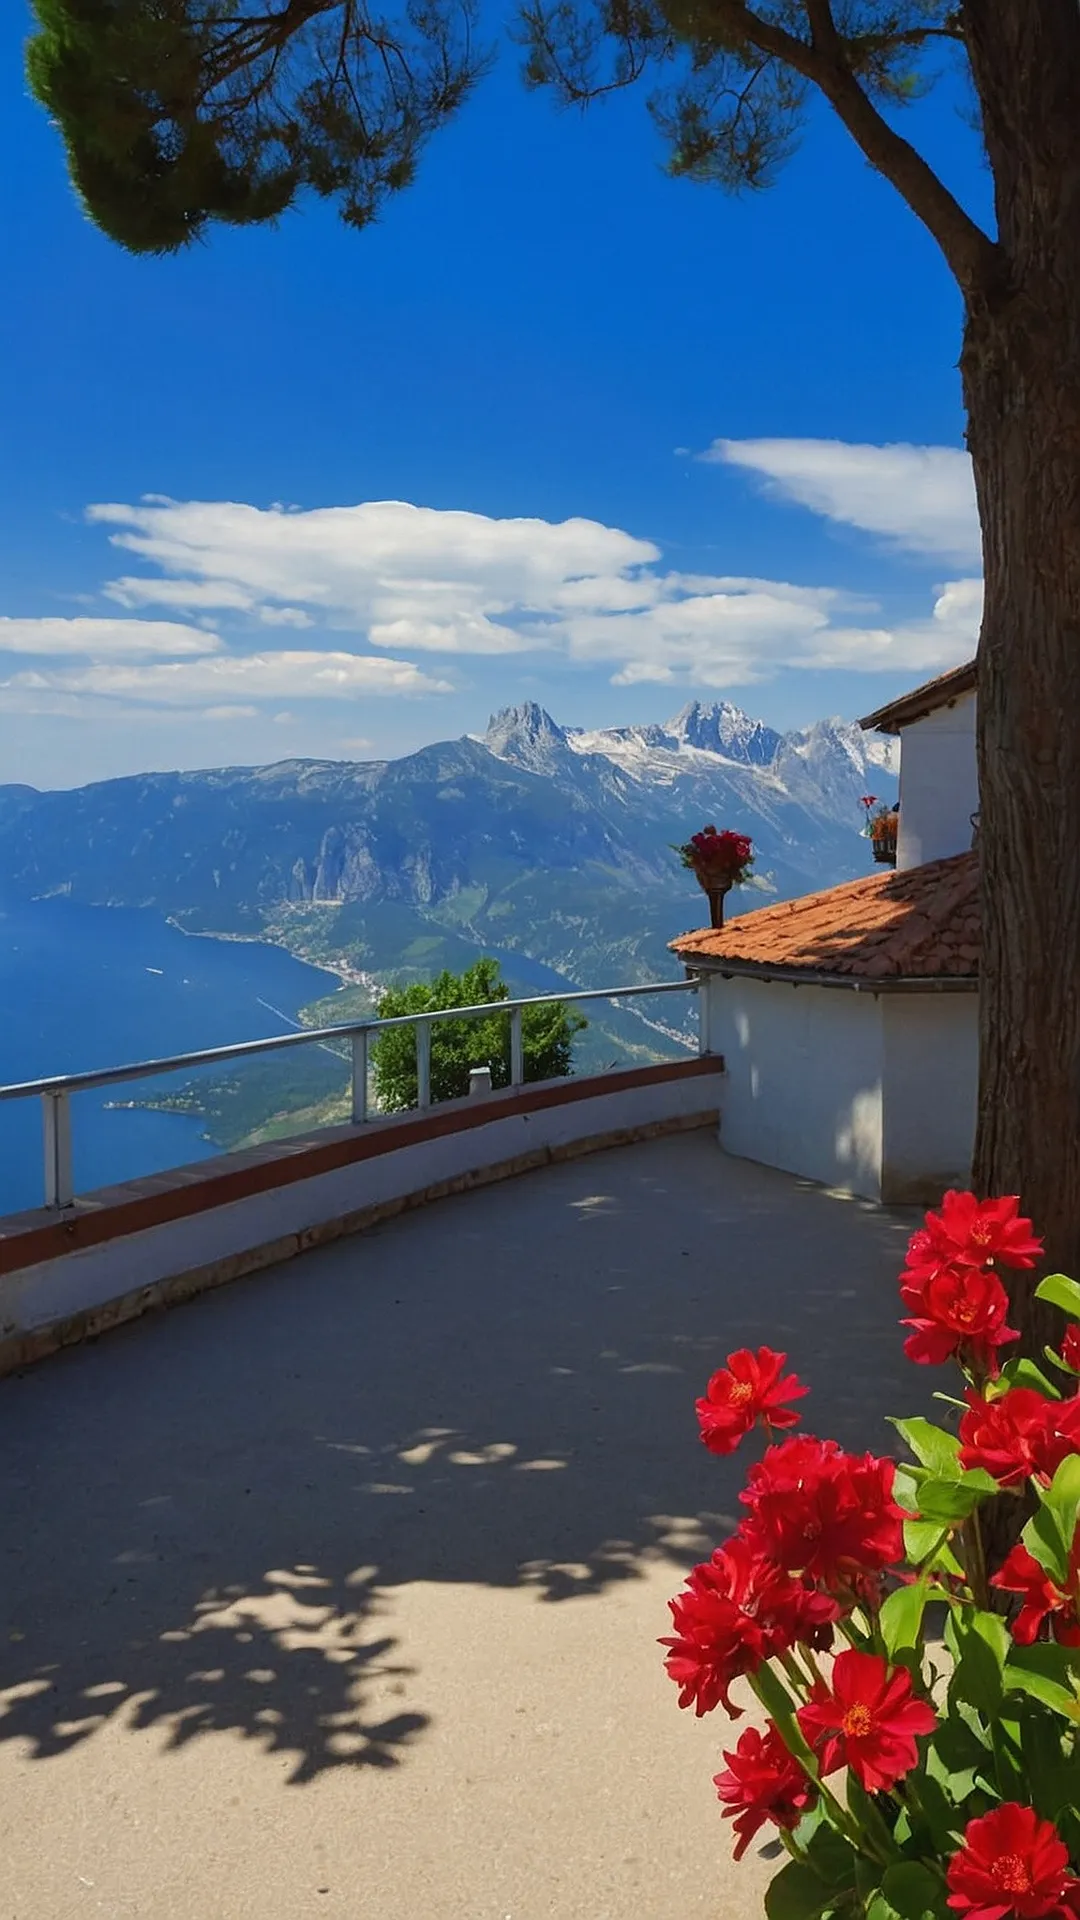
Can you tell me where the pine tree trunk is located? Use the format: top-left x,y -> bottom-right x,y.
964,322 -> 1080,1352
962,0 -> 1080,1364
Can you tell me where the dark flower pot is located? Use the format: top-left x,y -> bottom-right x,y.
694,871 -> 734,927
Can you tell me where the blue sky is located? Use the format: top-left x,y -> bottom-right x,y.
1,5 -> 991,787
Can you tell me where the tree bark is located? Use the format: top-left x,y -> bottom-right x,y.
962,0 -> 1080,1356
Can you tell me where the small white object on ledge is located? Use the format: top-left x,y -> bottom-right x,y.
469,1066 -> 493,1097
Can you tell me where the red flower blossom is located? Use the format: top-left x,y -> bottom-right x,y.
714,1722 -> 816,1861
1060,1326 -> 1080,1374
681,825 -> 754,877
739,1436 -> 904,1590
904,1192 -> 1043,1278
796,1649 -> 937,1793
959,1388 -> 1055,1487
696,1347 -> 808,1455
947,1804 -> 1080,1919
1041,1395 -> 1080,1480
901,1263 -> 1020,1375
660,1535 -> 839,1716
992,1541 -> 1080,1648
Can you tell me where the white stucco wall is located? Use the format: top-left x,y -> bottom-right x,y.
881,992 -> 978,1203
895,690 -> 978,870
705,975 -> 884,1199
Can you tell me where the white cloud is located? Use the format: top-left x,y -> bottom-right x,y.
2,651 -> 451,709
78,490 -> 979,690
89,498 -> 659,651
706,439 -> 980,565
1,461 -> 984,742
562,577 -> 979,687
0,616 -> 221,657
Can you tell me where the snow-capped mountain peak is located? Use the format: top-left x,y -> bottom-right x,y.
665,699 -> 783,767
484,702 -> 570,770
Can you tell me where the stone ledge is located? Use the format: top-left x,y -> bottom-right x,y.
0,1107 -> 718,1376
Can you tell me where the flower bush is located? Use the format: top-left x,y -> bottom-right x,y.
663,1190 -> 1080,1920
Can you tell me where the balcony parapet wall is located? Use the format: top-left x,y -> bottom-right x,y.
0,1058 -> 723,1376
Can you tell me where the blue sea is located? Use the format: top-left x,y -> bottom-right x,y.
0,899 -> 339,1216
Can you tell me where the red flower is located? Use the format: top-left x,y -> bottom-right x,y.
714,1722 -> 816,1861
796,1649 -> 937,1793
660,1535 -> 839,1717
1041,1395 -> 1080,1480
739,1436 -> 904,1591
959,1388 -> 1055,1487
1061,1325 -> 1080,1374
992,1541 -> 1080,1648
696,1347 -> 808,1454
947,1803 -> 1080,1919
687,826 -> 754,874
904,1191 -> 1043,1278
901,1263 -> 1020,1375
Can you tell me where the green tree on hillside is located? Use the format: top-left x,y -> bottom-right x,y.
371,957 -> 585,1111
26,1 -> 1080,1340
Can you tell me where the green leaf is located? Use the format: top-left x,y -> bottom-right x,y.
1022,1503 -> 1069,1587
845,1775 -> 902,1863
947,1609 -> 1010,1718
804,1824 -> 858,1890
1005,1644 -> 1080,1721
914,1765 -> 972,1848
880,1862 -> 948,1920
1042,1454 -> 1080,1550
881,1582 -> 930,1663
1019,1708 -> 1075,1817
903,1519 -> 963,1577
893,1465 -> 922,1517
1035,1272 -> 1080,1319
866,1895 -> 898,1920
1022,1455 -> 1080,1587
765,1861 -> 834,1920
911,1468 -> 997,1522
752,1662 -> 823,1783
997,1355 -> 1061,1399
891,1418 -> 962,1476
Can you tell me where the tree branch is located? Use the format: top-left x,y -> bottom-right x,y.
714,0 -> 1000,300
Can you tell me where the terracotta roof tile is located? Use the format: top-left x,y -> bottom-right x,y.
670,852 -> 978,981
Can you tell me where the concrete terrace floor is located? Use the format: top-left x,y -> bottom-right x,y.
0,1133 -> 917,1920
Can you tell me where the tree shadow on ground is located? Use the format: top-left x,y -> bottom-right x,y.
0,1135 -> 918,1783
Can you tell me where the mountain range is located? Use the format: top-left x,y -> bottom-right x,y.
0,698 -> 896,996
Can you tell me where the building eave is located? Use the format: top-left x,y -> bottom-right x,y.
859,659 -> 977,735
679,958 -> 977,992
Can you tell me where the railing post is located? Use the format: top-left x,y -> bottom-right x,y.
350,1031 -> 368,1124
696,978 -> 712,1056
42,1090 -> 73,1209
509,1006 -> 524,1088
416,1020 -> 432,1110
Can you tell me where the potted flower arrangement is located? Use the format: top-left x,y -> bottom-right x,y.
675,824 -> 754,927
860,795 -> 900,866
663,1189 -> 1080,1919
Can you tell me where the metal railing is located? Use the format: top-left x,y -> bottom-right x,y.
0,979 -> 702,1211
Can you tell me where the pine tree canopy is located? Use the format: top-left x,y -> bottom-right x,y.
26,0 -> 491,254
27,2 -> 975,267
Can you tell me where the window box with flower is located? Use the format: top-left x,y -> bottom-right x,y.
860,795 -> 899,866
